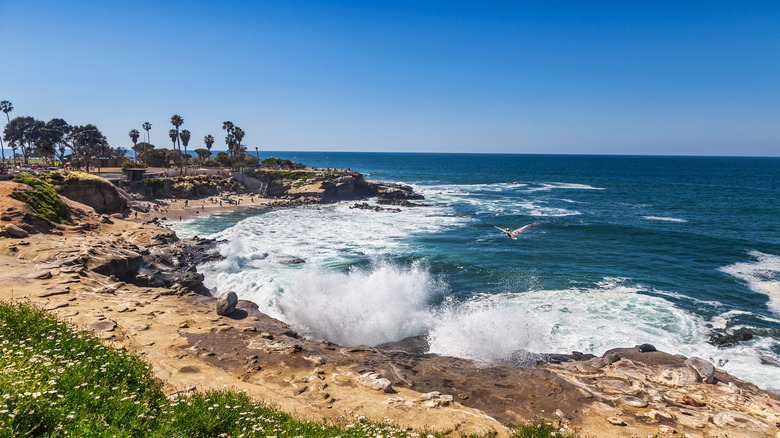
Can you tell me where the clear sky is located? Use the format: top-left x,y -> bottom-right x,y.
1,0 -> 779,156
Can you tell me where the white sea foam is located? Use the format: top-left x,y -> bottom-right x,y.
426,280 -> 780,392
720,251 -> 780,315
524,182 -> 606,192
643,216 -> 688,223
517,202 -> 581,217
277,260 -> 442,346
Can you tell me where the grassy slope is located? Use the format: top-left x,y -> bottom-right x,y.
9,175 -> 70,224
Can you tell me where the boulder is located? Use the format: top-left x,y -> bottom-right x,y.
4,224 -> 29,238
684,357 -> 716,384
654,364 -> 701,386
216,291 -> 238,316
356,372 -> 395,393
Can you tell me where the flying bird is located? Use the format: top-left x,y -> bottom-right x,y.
483,221 -> 538,240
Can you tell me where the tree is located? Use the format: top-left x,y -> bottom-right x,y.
45,118 -> 71,165
194,148 -> 212,160
222,121 -> 235,154
231,127 -> 247,168
139,148 -> 179,167
168,129 -> 178,150
34,125 -> 56,164
3,116 -> 43,165
180,129 -> 191,163
204,134 -> 215,152
110,147 -> 128,160
71,124 -> 108,164
129,129 -> 140,149
170,115 -> 183,152
132,142 -> 154,154
0,101 -> 12,162
142,122 -> 152,153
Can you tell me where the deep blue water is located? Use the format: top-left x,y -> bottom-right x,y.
173,153 -> 780,392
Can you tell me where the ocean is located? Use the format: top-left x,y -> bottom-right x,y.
170,153 -> 780,393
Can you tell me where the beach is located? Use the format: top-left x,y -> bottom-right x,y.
3,159 -> 780,436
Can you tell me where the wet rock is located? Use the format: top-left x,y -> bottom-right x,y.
277,255 -> 306,265
684,357 -> 716,384
636,343 -> 657,352
356,372 -> 395,393
603,352 -> 621,364
709,331 -> 754,348
216,291 -> 238,315
4,224 -> 29,238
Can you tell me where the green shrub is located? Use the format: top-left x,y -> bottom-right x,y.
10,174 -> 70,224
122,161 -> 148,169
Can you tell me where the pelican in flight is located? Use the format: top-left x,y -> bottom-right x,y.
483,221 -> 538,240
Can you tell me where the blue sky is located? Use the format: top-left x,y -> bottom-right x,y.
1,0 -> 779,156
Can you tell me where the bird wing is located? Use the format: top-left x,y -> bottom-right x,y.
509,222 -> 538,236
482,221 -> 508,232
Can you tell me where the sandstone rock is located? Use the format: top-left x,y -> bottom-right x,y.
655,364 -> 701,386
356,372 -> 395,393
622,396 -> 649,408
684,356 -> 716,384
4,224 -> 29,238
38,286 -> 70,298
345,345 -> 378,354
304,355 -> 326,366
216,291 -> 238,315
29,270 -> 53,280
607,416 -> 626,426
681,394 -> 705,407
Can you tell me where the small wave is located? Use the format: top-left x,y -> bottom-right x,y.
643,216 -> 688,223
524,182 -> 606,192
720,251 -> 780,315
517,202 -> 581,217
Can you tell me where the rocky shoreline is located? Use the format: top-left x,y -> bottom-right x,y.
2,178 -> 780,437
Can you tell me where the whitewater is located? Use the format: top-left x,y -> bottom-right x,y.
171,153 -> 780,393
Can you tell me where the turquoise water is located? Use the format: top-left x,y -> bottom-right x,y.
172,153 -> 780,392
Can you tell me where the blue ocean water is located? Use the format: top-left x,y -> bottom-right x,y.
172,153 -> 780,392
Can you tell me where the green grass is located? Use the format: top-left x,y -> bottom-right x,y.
9,174 -> 70,224
0,301 -> 574,438
511,421 -> 578,438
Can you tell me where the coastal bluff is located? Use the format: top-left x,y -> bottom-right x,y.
2,179 -> 780,437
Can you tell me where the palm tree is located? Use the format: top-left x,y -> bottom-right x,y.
222,121 -> 235,167
0,100 -> 13,162
170,115 -> 183,152
129,129 -> 140,158
204,134 -> 215,152
180,129 -> 191,172
142,122 -> 152,153
168,129 -> 178,149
